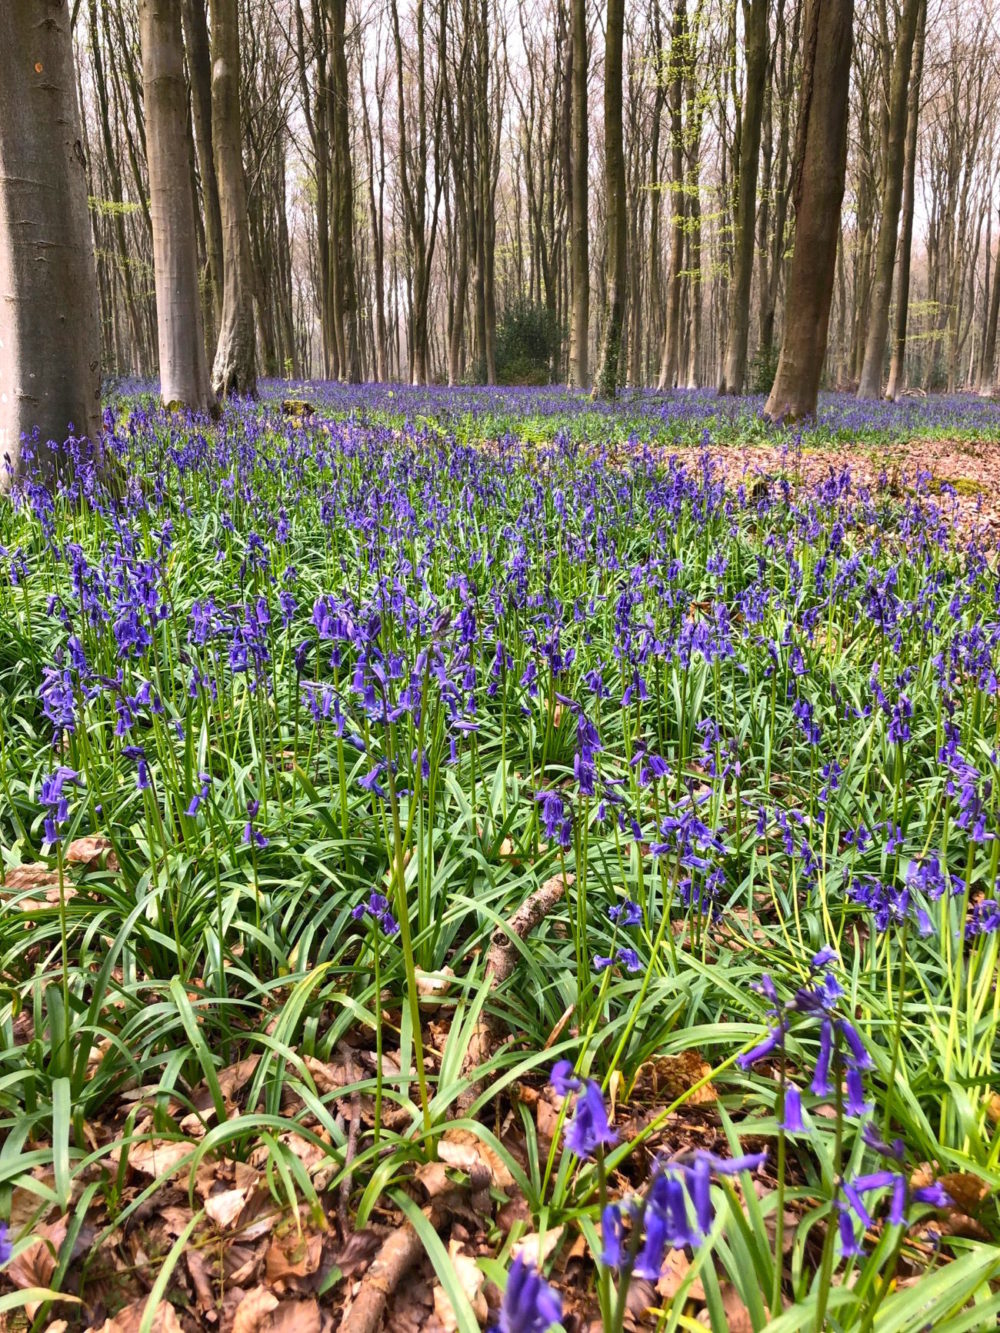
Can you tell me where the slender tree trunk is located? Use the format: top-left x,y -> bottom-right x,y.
88,0 -> 147,378
330,0 -> 360,381
857,0 -> 922,398
568,0 -> 589,387
719,0 -> 768,395
764,0 -> 854,422
181,0 -> 224,330
0,0 -> 102,489
209,0 -> 256,397
592,0 -> 626,397
761,0 -> 801,355
979,203 -> 1000,397
140,0 -> 216,412
885,0 -> 925,400
657,0 -> 687,391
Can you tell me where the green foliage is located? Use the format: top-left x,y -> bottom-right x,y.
495,299 -> 561,385
749,342 -> 780,395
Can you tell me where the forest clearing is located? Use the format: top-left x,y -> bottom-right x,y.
3,0 -> 1000,1330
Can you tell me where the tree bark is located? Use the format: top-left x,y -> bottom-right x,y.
568,0 -> 589,387
656,0 -> 687,391
329,0 -> 360,381
719,0 -> 768,395
140,0 -> 216,412
209,0 -> 256,397
979,202 -> 1000,397
181,0 -> 224,330
0,0 -> 102,489
87,0 -> 146,377
856,0 -> 922,398
884,0 -> 925,400
764,0 -> 854,422
592,0 -> 626,398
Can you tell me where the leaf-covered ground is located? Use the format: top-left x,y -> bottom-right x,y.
2,387 -> 1000,1332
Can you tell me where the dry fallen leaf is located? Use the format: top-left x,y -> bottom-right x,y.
3,864 -> 58,891
415,966 -> 455,998
656,1248 -> 705,1302
432,1239 -> 488,1331
512,1227 -> 564,1267
265,1230 -> 323,1285
938,1172 -> 990,1215
65,835 -> 118,870
113,1132 -> 194,1179
231,1286 -> 279,1333
265,1300 -> 323,1333
5,1218 -> 66,1295
205,1186 -> 252,1230
642,1051 -> 717,1104
88,1299 -> 183,1333
415,1160 -> 452,1199
438,1128 -> 515,1190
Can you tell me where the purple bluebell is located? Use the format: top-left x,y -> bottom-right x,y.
491,1253 -> 562,1333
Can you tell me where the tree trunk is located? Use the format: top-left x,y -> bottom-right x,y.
856,0 -> 922,398
87,0 -> 146,377
568,0 -> 589,387
979,203 -> 1000,396
140,0 -> 216,412
0,0 -> 102,489
329,0 -> 360,381
764,0 -> 854,422
181,0 -> 224,330
209,0 -> 256,397
592,0 -> 626,398
719,0 -> 768,395
656,0 -> 687,391
884,0 -> 925,400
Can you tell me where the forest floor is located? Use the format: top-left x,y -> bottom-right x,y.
2,388 -> 1000,1333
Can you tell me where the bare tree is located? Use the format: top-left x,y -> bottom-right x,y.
764,0 -> 854,421
140,0 -> 216,412
568,0 -> 589,386
0,0 -> 102,488
210,0 -> 257,396
718,0 -> 768,396
656,0 -> 687,391
857,0 -> 923,398
593,0 -> 627,397
885,0 -> 926,400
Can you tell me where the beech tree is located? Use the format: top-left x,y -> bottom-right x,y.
765,0 -> 854,422
0,0 -> 102,489
593,0 -> 627,397
140,0 -> 216,413
856,0 -> 923,399
568,0 -> 589,388
210,0 -> 257,397
718,0 -> 768,396
885,0 -> 926,400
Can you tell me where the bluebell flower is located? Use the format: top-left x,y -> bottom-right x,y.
122,744 -> 151,791
491,1253 -> 562,1333
352,890 -> 399,937
966,898 -> 1000,938
242,798 -> 269,849
186,771 -> 212,817
564,1079 -> 618,1158
778,1083 -> 808,1135
40,766 -> 80,844
0,1220 -> 10,1266
536,791 -> 573,850
608,899 -> 642,927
